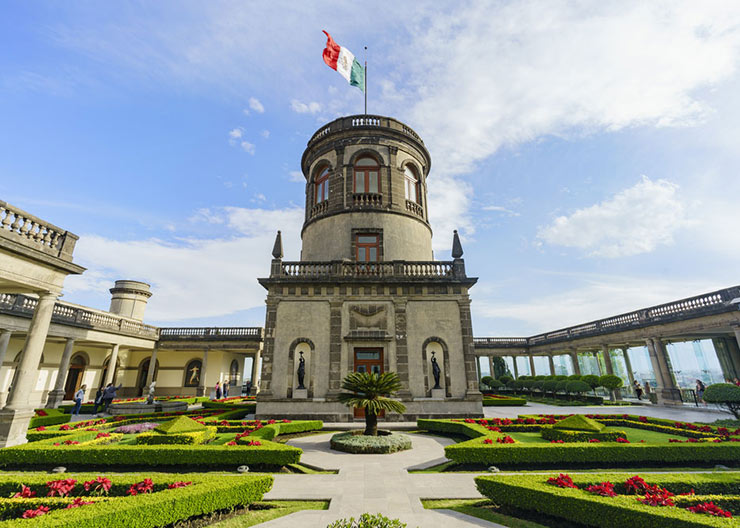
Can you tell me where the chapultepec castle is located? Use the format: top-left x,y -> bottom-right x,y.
1,114 -> 739,445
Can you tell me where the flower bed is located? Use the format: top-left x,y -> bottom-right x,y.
0,471 -> 272,527
29,409 -> 71,429
482,395 -> 527,406
330,431 -> 412,454
475,472 -> 739,527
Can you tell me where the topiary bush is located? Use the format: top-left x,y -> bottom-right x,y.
566,380 -> 591,398
543,380 -> 558,396
568,374 -> 582,380
599,374 -> 624,401
327,513 -> 407,528
581,375 -> 601,393
499,376 -> 513,385
704,383 -> 740,419
330,431 -> 412,454
480,376 -> 495,389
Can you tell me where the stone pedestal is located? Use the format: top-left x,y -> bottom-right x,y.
293,389 -> 308,399
430,388 -> 445,400
0,409 -> 35,447
44,389 -> 66,409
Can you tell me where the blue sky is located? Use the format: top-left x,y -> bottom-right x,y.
1,1 -> 739,336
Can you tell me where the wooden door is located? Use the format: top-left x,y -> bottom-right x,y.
64,365 -> 84,400
353,348 -> 383,418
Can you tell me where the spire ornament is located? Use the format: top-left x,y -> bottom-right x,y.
452,230 -> 463,259
272,230 -> 284,259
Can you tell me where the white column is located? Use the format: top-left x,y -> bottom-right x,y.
570,350 -> 581,375
646,338 -> 681,405
529,355 -> 536,376
0,292 -> 57,447
45,338 -> 76,408
548,355 -> 555,375
145,345 -> 158,386
488,356 -> 495,378
512,356 -> 519,378
104,344 -> 120,386
0,330 -> 11,370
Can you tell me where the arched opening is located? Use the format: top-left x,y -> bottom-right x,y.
353,156 -> 380,193
229,359 -> 239,388
136,358 -> 158,396
63,355 -> 86,400
314,165 -> 330,204
184,359 -> 203,388
404,165 -> 420,203
100,355 -> 120,390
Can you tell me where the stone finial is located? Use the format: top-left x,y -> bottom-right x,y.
452,230 -> 463,258
272,230 -> 283,259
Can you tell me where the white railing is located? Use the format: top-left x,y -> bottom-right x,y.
277,260 -> 456,279
0,201 -> 79,261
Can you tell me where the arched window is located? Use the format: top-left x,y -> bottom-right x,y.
229,360 -> 239,386
353,156 -> 380,194
184,359 -> 202,387
404,165 -> 420,203
315,166 -> 330,204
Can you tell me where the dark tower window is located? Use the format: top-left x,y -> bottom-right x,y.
355,234 -> 379,262
404,165 -> 420,203
315,166 -> 330,204
353,156 -> 380,193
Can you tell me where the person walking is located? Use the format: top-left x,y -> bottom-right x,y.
102,382 -> 122,413
214,381 -> 222,400
223,380 -> 229,398
72,385 -> 87,416
633,380 -> 643,401
92,386 -> 104,414
696,379 -> 706,405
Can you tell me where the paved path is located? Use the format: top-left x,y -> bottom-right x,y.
259,432 -> 496,528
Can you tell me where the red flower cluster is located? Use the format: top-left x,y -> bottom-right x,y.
62,440 -> 80,445
168,481 -> 192,489
637,486 -> 674,507
496,436 -> 515,444
487,426 -> 501,432
46,478 -> 76,497
35,426 -> 46,431
35,409 -> 48,417
95,432 -> 111,439
66,497 -> 94,508
550,440 -> 564,444
226,441 -> 237,446
59,424 -> 71,431
12,484 -> 37,498
22,506 -> 49,519
686,502 -> 733,517
638,416 -> 649,423
127,478 -> 154,496
83,476 -> 112,495
247,440 -> 262,446
615,437 -> 630,443
483,438 -> 493,444
588,439 -> 600,443
547,473 -> 578,489
624,475 -> 648,494
585,481 -> 617,497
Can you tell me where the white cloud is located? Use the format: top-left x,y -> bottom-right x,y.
228,127 -> 243,145
288,170 -> 304,183
536,176 -> 688,257
291,99 -> 321,114
65,206 -> 303,321
482,205 -> 520,217
249,96 -> 264,113
240,141 -> 255,154
260,129 -> 270,139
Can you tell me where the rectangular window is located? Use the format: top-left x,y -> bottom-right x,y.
355,234 -> 379,262
354,172 -> 365,193
368,172 -> 378,193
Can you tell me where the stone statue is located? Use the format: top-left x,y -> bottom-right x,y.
431,352 -> 442,389
188,365 -> 200,385
297,351 -> 306,390
146,381 -> 156,405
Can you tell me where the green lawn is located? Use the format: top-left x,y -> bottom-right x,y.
208,500 -> 330,527
422,499 -> 548,528
507,427 -> 683,444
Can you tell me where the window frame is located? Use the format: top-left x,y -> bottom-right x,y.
404,165 -> 421,204
355,233 -> 380,262
353,156 -> 381,194
314,166 -> 330,204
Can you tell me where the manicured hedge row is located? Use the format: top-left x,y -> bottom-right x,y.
599,419 -> 718,440
202,401 -> 256,412
446,438 -> 740,467
248,420 -> 324,441
483,396 -> 527,406
330,432 -> 412,454
475,473 -> 739,527
0,441 -> 303,469
136,428 -> 216,445
417,419 -> 491,439
29,409 -> 71,428
540,426 -> 626,443
0,472 -> 272,527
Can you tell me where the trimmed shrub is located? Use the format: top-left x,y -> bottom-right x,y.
543,380 -> 559,394
553,415 -> 604,432
154,416 -> 205,435
567,380 -> 591,396
582,375 -> 601,391
555,380 -> 569,393
483,396 -> 527,406
568,374 -> 582,380
704,384 -> 740,419
499,376 -> 513,384
554,375 -> 569,381
136,427 -> 216,445
541,426 -> 626,443
480,376 -> 495,389
327,513 -> 408,528
29,409 -> 71,429
330,432 -> 412,454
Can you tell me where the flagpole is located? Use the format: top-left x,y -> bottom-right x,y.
364,46 -> 367,115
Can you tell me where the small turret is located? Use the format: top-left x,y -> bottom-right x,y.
109,280 -> 152,321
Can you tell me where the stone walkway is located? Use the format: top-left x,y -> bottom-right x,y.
258,432 -> 496,528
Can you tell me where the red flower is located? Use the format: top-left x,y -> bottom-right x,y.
35,410 -> 48,417
638,416 -> 648,423
22,506 -> 49,518
615,437 -> 630,443
588,439 -> 601,443
35,426 -> 46,431
483,438 -> 493,444
12,485 -> 37,498
66,497 -> 94,508
83,476 -> 112,495
62,440 -> 79,445
686,502 -> 732,517
585,481 -> 617,497
127,478 -> 154,496
247,440 -> 262,446
46,478 -> 76,497
637,486 -> 674,507
487,426 -> 501,432
226,441 -> 237,446
547,473 -> 578,489
496,436 -> 515,444
168,481 -> 192,489
624,475 -> 648,494
669,439 -> 683,443
60,425 -> 71,431
550,440 -> 564,443
267,419 -> 276,424
95,432 -> 111,439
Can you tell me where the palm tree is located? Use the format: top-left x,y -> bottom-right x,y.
337,371 -> 406,436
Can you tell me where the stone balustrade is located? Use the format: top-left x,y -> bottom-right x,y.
474,285 -> 740,350
0,201 -> 79,262
310,200 -> 329,218
352,193 -> 383,208
405,199 -> 424,217
159,327 -> 262,340
308,115 -> 424,146
0,293 -> 158,338
274,260 -> 460,280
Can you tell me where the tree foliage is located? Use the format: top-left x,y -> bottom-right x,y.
704,383 -> 740,419
337,372 -> 406,436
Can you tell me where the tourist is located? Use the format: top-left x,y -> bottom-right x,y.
215,381 -> 222,400
246,380 -> 252,395
102,382 -> 122,413
223,381 -> 229,398
644,381 -> 651,397
72,385 -> 87,416
633,380 -> 643,400
92,386 -> 104,414
734,378 -> 740,387
695,379 -> 706,405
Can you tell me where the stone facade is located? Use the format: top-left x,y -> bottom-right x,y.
256,115 -> 483,421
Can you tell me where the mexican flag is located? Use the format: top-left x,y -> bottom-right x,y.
322,31 -> 365,93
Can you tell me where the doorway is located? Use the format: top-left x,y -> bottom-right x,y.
353,348 -> 383,418
63,356 -> 86,400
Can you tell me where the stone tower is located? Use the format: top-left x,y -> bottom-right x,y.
256,115 -> 482,420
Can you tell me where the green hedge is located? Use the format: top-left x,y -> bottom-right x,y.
483,396 -> 527,406
446,439 -> 740,468
136,428 -> 216,445
541,426 -> 626,443
0,472 -> 272,527
29,409 -> 71,429
475,472 -> 739,527
248,420 -> 323,440
417,419 -> 490,439
202,401 -> 256,412
330,432 -> 412,454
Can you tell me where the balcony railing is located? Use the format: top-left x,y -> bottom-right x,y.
0,293 -> 158,338
273,260 -> 464,280
405,199 -> 424,217
0,201 -> 79,262
159,327 -> 262,341
352,193 -> 383,208
308,115 -> 424,146
474,285 -> 740,350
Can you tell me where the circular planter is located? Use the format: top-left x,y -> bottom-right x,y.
330,430 -> 412,454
